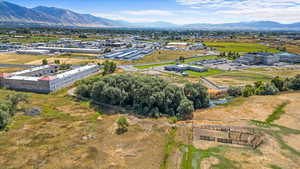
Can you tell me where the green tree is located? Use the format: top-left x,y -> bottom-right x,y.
184,82 -> 210,109
0,101 -> 11,129
75,84 -> 90,98
54,60 -> 61,64
260,83 -> 279,95
271,76 -> 286,91
102,61 -> 117,76
179,56 -> 185,62
42,59 -> 48,65
242,85 -> 255,97
289,75 -> 300,90
116,116 -> 129,134
227,86 -> 242,97
6,93 -> 28,114
177,99 -> 194,119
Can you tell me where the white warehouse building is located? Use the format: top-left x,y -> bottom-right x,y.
0,64 -> 99,93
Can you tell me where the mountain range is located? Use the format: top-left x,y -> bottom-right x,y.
0,1 -> 300,30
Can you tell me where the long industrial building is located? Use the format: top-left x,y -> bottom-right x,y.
0,64 -> 98,93
236,52 -> 300,65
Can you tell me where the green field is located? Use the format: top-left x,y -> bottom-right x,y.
212,71 -> 273,81
185,68 -> 224,77
204,42 -> 280,53
5,36 -> 59,43
134,55 -> 219,69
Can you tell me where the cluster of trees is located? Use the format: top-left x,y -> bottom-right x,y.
219,51 -> 240,60
0,93 -> 28,129
228,75 -> 300,98
102,61 -> 117,76
75,74 -> 210,119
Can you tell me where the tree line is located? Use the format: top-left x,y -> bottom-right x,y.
228,75 -> 300,98
75,74 -> 210,119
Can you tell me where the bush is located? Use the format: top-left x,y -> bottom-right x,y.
260,83 -> 279,95
177,99 -> 194,119
102,61 -> 117,76
116,116 -> 129,134
0,102 -> 11,129
242,85 -> 255,97
289,75 -> 300,90
271,76 -> 287,91
227,86 -> 242,97
75,84 -> 90,98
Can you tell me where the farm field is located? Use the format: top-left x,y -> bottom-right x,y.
134,55 -> 219,69
0,53 -> 48,64
286,44 -> 300,55
204,42 -> 280,53
204,67 -> 300,86
128,50 -> 206,64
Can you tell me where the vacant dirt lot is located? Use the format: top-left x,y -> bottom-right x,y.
0,53 -> 48,64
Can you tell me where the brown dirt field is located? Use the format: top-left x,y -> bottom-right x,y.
0,53 -> 48,64
26,57 -> 101,65
0,67 -> 26,73
286,44 -> 300,55
188,92 -> 300,169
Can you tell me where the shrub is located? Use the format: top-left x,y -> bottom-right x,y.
289,75 -> 300,90
0,102 -> 11,129
260,83 -> 279,95
242,85 -> 255,97
227,86 -> 242,97
116,116 -> 129,134
271,76 -> 287,91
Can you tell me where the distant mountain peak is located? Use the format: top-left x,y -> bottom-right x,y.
0,1 -> 299,30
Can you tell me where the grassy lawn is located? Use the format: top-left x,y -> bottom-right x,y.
204,42 -> 280,53
212,71 -> 273,81
8,36 -> 59,43
134,63 -> 173,69
134,55 -> 219,69
129,50 -> 206,64
185,68 -> 224,77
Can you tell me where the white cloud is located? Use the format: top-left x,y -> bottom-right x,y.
176,0 -> 300,23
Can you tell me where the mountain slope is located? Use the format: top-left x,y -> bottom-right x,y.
0,1 -> 124,27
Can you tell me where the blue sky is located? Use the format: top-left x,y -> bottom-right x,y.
5,0 -> 300,24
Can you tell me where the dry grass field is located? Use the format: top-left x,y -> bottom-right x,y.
165,92 -> 300,169
286,44 -> 300,55
0,89 -> 169,169
0,53 -> 48,64
0,89 -> 299,169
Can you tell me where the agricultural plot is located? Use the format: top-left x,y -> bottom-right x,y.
134,55 -> 219,69
0,53 -> 48,64
206,70 -> 274,86
129,50 -> 206,64
204,42 -> 280,53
